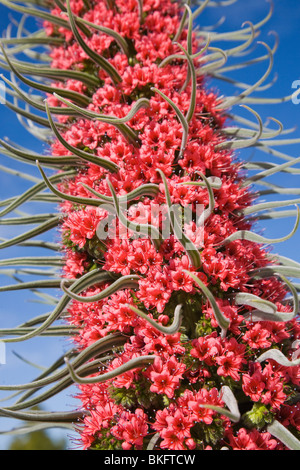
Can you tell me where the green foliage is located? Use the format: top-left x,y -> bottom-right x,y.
8,430 -> 67,450
243,402 -> 274,430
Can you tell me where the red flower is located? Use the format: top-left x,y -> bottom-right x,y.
243,323 -> 272,349
63,208 -> 106,249
242,371 -> 265,402
227,428 -> 278,450
149,356 -> 185,398
111,409 -> 148,449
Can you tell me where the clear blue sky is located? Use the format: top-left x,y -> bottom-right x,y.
0,0 -> 299,449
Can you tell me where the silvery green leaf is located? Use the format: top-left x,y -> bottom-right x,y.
217,42 -> 274,109
267,420 -> 300,450
151,87 -> 188,160
235,293 -> 277,314
0,407 -> 87,423
200,386 -> 240,423
106,179 -> 162,248
183,270 -> 230,335
0,333 -> 126,391
65,354 -> 156,385
125,304 -> 183,335
0,216 -> 61,250
66,0 -> 122,84
216,105 -> 263,150
216,206 -> 299,247
257,349 -> 300,367
158,169 -> 201,268
61,274 -> 140,304
45,101 -> 120,172
37,162 -> 104,207
2,270 -> 115,343
0,169 -> 75,217
80,181 -> 159,203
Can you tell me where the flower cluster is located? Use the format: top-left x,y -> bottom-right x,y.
43,0 -> 300,450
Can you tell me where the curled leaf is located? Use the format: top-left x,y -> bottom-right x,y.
37,161 -> 103,207
267,420 -> 300,451
66,0 -> 122,84
65,354 -> 156,384
151,87 -> 188,159
200,386 -> 240,423
0,333 -> 126,391
183,270 -> 230,336
257,349 -> 300,367
2,270 -> 115,343
44,101 -> 120,172
0,407 -> 87,423
241,275 -> 299,322
80,181 -> 160,203
235,293 -> 277,314
53,93 -> 142,147
216,206 -> 300,247
106,179 -> 162,249
125,304 -> 183,335
158,169 -> 201,268
61,274 -> 140,304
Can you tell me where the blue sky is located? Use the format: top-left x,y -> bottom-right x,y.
0,0 -> 299,449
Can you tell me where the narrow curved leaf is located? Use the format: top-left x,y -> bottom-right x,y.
216,105 -> 263,150
158,169 -> 201,268
235,292 -> 277,314
151,87 -> 188,159
44,101 -> 120,172
217,42 -> 274,110
267,420 -> 300,451
61,274 -> 140,303
257,349 -> 300,367
0,333 -> 126,391
2,270 -> 115,343
183,270 -> 230,336
53,93 -> 145,147
37,161 -> 104,207
0,169 -> 75,218
80,181 -> 159,203
125,304 -> 183,335
0,407 -> 87,423
106,179 -> 162,249
66,0 -> 122,84
0,216 -> 61,250
200,385 -> 240,423
216,206 -> 300,247
65,354 -> 156,385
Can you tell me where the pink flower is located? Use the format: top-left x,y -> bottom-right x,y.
243,323 -> 272,349
187,388 -> 223,425
242,371 -> 265,402
63,250 -> 88,278
63,208 -> 106,249
190,333 -> 223,366
227,428 -> 278,450
149,356 -> 185,398
111,409 -> 148,449
137,267 -> 173,313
